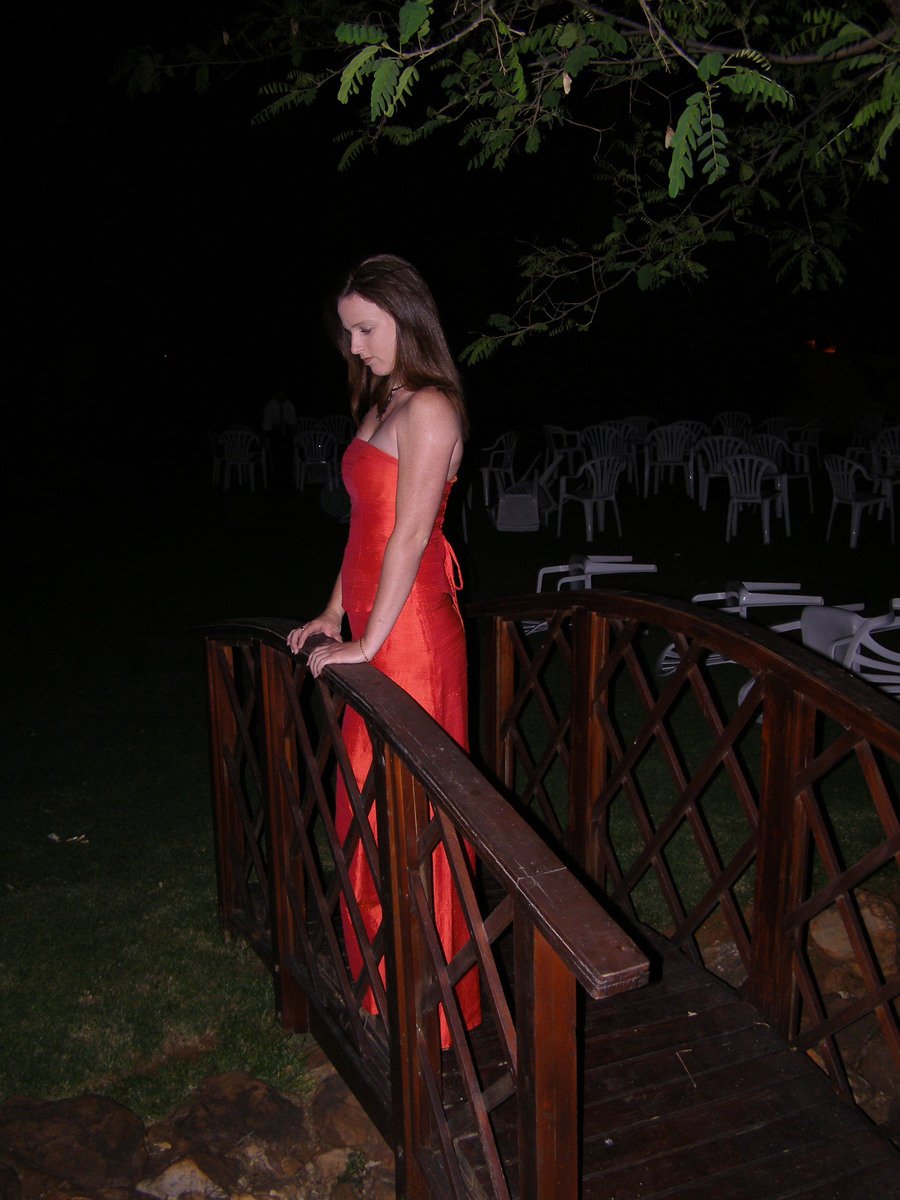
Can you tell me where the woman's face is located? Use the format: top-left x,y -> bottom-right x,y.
337,293 -> 397,377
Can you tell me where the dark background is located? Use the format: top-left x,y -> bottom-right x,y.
8,6 -> 898,490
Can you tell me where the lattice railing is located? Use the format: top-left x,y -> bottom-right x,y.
201,617 -> 649,1200
469,590 -> 900,1120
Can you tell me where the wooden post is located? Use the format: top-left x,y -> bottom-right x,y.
747,675 -> 813,1036
205,638 -> 241,932
260,642 -> 309,1032
381,741 -> 439,1200
486,616 -> 517,790
568,606 -> 609,883
515,907 -> 579,1200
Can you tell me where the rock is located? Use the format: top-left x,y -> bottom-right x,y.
810,890 -> 899,976
0,1094 -> 147,1190
173,1073 -> 312,1162
695,907 -> 748,989
0,1057 -> 396,1200
137,1156 -> 228,1199
310,1076 -> 375,1151
304,1148 -> 354,1195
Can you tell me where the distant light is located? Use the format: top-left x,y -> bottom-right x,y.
823,343 -> 837,354
803,339 -> 816,351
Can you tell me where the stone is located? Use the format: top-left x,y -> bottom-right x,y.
309,1075 -> 373,1151
173,1072 -> 313,1162
369,1161 -> 397,1200
0,1094 -> 147,1190
304,1148 -> 354,1195
137,1156 -> 228,1199
809,890 -> 899,976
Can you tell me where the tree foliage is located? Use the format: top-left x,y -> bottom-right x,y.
120,1 -> 899,358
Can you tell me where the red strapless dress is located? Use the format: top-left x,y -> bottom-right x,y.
336,437 -> 481,1045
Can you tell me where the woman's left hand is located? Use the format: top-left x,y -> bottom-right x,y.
306,638 -> 369,678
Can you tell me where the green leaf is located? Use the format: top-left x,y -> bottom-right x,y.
385,65 -> 419,118
668,94 -> 704,198
584,21 -> 628,54
720,68 -> 793,108
336,135 -> 367,172
335,23 -> 385,46
338,45 -> 379,104
636,263 -> 655,290
398,2 -> 430,47
564,43 -> 599,78
697,53 -> 723,82
370,58 -> 401,120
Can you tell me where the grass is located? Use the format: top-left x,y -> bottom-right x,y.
3,473 -> 339,1118
4,405 -> 897,1118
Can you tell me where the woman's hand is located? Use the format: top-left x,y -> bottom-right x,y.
286,610 -> 343,654
305,638 -> 369,678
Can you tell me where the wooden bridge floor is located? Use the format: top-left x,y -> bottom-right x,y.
450,937 -> 898,1200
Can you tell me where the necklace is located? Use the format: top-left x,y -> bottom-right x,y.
376,384 -> 404,423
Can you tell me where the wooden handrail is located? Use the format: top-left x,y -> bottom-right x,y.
200,595 -> 898,1191
466,589 -> 900,1122
200,615 -> 650,1200
199,615 -> 649,1000
466,590 -> 900,743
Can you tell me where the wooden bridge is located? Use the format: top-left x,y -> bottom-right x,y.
201,591 -> 899,1199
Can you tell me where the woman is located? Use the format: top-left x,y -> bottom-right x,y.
287,254 -> 480,1045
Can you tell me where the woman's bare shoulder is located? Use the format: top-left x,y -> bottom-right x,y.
402,387 -> 459,430
394,388 -> 462,467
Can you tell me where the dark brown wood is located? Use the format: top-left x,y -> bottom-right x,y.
260,643 -> 308,1031
199,600 -> 899,1200
382,742 -> 439,1200
490,618 -> 518,794
205,638 -> 239,930
746,676 -> 812,1033
568,608 -> 608,880
514,910 -> 578,1200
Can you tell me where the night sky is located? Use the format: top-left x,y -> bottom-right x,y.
10,7 -> 898,485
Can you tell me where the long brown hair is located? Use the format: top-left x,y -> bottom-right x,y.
325,253 -> 469,435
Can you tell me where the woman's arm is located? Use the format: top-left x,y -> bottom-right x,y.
305,389 -> 461,677
287,571 -> 344,653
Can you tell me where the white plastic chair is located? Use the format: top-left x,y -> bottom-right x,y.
319,414 -> 355,445
643,422 -> 698,497
844,610 -> 900,697
543,425 -> 581,475
220,427 -> 268,491
723,454 -> 788,543
693,434 -> 749,510
656,582 -> 830,676
493,454 -> 561,532
536,553 -> 657,591
757,415 -> 795,439
791,417 -> 824,469
478,431 -> 517,506
525,553 -> 658,633
748,433 -> 814,517
579,424 -> 628,460
801,605 -> 900,698
824,454 -> 892,548
711,410 -> 752,439
209,431 -> 225,486
557,456 -> 627,540
799,605 -> 870,662
293,429 -> 338,490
